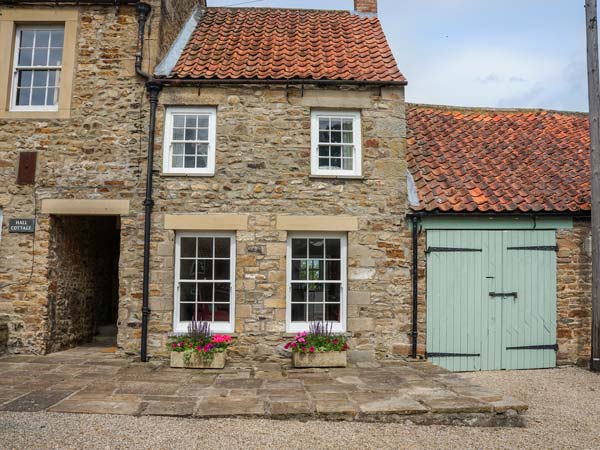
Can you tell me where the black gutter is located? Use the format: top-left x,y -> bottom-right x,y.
411,216 -> 419,359
134,1 -> 162,362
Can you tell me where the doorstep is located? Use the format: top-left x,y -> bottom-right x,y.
0,345 -> 527,426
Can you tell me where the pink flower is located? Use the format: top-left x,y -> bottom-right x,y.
178,342 -> 184,347
298,337 -> 306,344
309,346 -> 315,353
196,346 -> 202,351
342,343 -> 349,351
290,342 -> 297,348
284,342 -> 291,349
333,338 -> 339,345
172,343 -> 177,349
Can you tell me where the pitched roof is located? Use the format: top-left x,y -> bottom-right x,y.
166,7 -> 405,83
407,104 -> 591,213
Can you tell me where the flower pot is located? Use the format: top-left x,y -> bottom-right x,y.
170,351 -> 226,369
292,351 -> 347,368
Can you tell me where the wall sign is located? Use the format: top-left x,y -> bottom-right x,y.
8,219 -> 35,233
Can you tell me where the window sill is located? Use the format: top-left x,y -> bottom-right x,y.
0,109 -> 70,120
309,174 -> 365,180
282,331 -> 354,338
161,172 -> 215,178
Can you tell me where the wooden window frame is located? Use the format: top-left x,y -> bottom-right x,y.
285,232 -> 348,333
162,106 -> 217,176
310,110 -> 362,177
173,231 -> 236,334
0,8 -> 78,119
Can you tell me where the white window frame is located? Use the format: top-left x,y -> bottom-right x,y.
310,110 -> 362,177
162,106 -> 217,175
173,231 -> 236,333
10,25 -> 64,112
285,232 -> 347,333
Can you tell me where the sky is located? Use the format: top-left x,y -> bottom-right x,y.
208,0 -> 589,112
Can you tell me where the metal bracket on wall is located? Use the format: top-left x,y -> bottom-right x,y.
425,247 -> 482,254
489,292 -> 518,299
425,352 -> 481,358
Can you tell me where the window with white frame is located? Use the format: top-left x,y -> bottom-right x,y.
11,26 -> 64,111
163,107 -> 216,174
174,232 -> 235,333
286,233 -> 347,333
311,110 -> 362,177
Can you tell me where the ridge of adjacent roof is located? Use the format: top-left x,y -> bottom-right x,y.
163,6 -> 406,84
407,103 -> 591,213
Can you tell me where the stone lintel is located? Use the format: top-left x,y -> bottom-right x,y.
164,214 -> 249,230
41,199 -> 130,216
276,215 -> 358,231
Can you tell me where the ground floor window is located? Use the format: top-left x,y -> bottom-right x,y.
286,233 -> 347,333
174,232 -> 235,333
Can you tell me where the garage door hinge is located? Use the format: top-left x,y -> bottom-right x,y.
425,247 -> 482,254
425,352 -> 481,358
506,344 -> 558,351
506,245 -> 558,251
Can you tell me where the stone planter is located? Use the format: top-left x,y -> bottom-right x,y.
170,351 -> 226,369
292,351 -> 347,368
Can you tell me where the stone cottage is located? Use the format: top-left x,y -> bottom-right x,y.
0,0 -> 593,371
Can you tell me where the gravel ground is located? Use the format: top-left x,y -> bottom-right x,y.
0,366 -> 599,450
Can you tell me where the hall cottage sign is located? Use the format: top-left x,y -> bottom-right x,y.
8,219 -> 35,233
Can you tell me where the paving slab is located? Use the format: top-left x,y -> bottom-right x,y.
420,396 -> 493,413
268,399 -> 314,417
357,396 -> 429,415
141,400 -> 196,417
195,397 -> 265,417
0,390 -> 74,412
49,399 -> 143,415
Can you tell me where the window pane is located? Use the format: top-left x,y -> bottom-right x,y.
342,146 -> 353,157
309,239 -> 324,258
173,115 -> 185,127
197,283 -> 213,302
292,260 -> 307,280
180,303 -> 195,321
319,158 -> 329,168
342,158 -> 353,170
50,29 -> 64,48
325,284 -> 341,303
180,282 -> 196,302
181,238 -> 196,257
184,143 -> 196,155
326,260 -> 341,281
33,48 -> 48,66
180,259 -> 196,280
197,128 -> 209,141
172,127 -> 184,140
197,238 -> 212,257
330,118 -> 342,131
318,146 -> 330,158
184,156 -> 195,168
185,128 -> 196,140
18,70 -> 32,87
33,71 -> 46,87
215,238 -> 230,258
16,88 -> 30,106
20,30 -> 34,47
325,239 -> 340,258
214,303 -> 230,322
291,239 -> 307,258
331,146 -> 341,157
196,303 -> 212,322
308,303 -> 324,321
308,259 -> 324,280
196,156 -> 207,168
31,88 -> 45,105
172,156 -> 183,168
331,158 -> 341,168
185,115 -> 197,127
46,87 -> 57,105
308,283 -> 324,302
214,283 -> 230,302
172,143 -> 184,155
291,303 -> 306,322
197,143 -> 209,156
196,260 -> 213,280
342,132 -> 353,143
342,118 -> 353,130
291,284 -> 307,303
36,30 -> 50,47
325,303 -> 340,321
319,118 -> 329,130
18,48 -> 32,66
48,70 -> 58,87
214,259 -> 230,280
48,48 -> 62,66
318,131 -> 329,143
331,131 -> 341,143
197,116 -> 209,128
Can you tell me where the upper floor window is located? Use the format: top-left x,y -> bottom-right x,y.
311,110 -> 362,177
11,26 -> 64,111
163,107 -> 216,175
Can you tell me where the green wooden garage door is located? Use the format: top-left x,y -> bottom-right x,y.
426,230 -> 557,371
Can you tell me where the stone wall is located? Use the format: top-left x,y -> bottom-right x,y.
46,215 -> 120,352
124,84 -> 409,361
557,219 -> 592,365
0,3 -> 149,354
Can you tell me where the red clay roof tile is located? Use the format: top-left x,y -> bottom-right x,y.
167,7 -> 405,83
407,104 -> 590,213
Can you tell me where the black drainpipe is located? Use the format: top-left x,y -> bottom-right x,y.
411,215 -> 420,359
135,2 -> 163,362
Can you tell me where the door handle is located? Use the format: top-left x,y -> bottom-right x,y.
489,292 -> 518,299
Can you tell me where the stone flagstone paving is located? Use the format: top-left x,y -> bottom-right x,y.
0,345 -> 527,426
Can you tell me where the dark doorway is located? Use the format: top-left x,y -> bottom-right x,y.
47,215 -> 120,353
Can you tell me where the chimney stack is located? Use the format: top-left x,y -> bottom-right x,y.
353,0 -> 377,16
